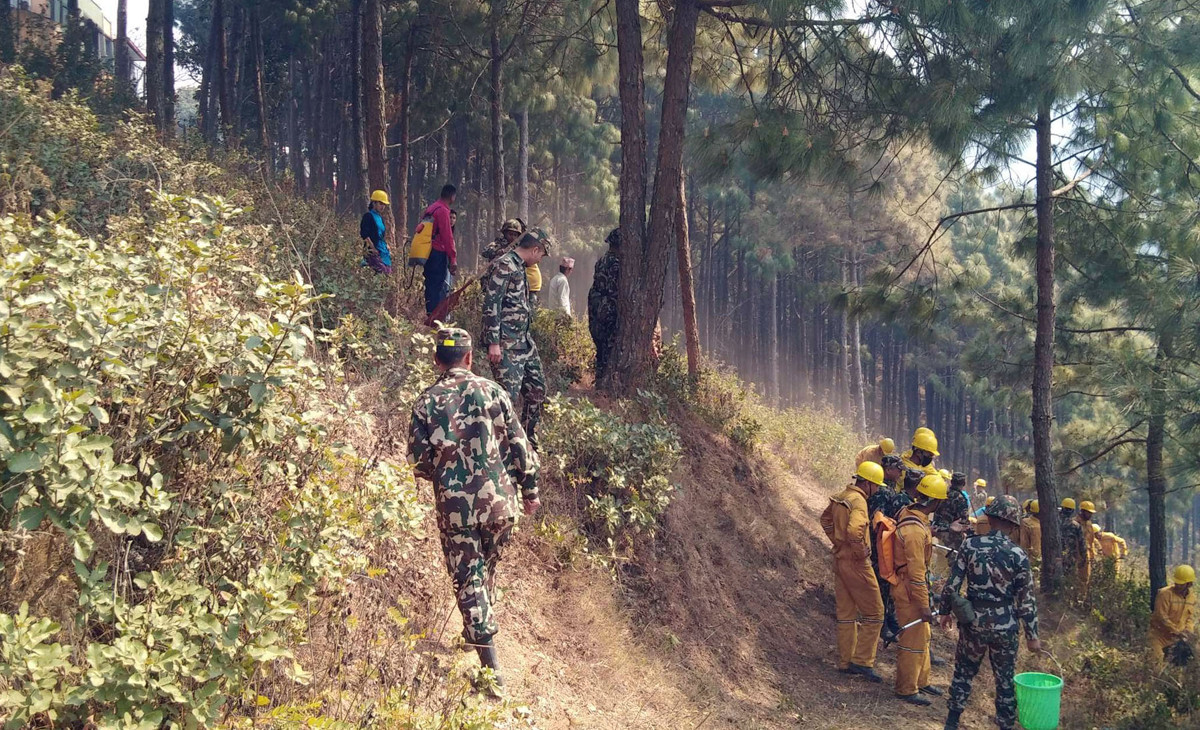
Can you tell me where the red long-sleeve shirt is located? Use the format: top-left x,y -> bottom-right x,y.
422,200 -> 456,267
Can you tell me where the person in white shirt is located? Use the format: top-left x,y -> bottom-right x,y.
547,257 -> 574,315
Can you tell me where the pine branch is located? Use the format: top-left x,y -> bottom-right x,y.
700,6 -> 892,29
1059,437 -> 1147,475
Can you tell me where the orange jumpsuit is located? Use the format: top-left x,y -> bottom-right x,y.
820,483 -> 884,670
893,506 -> 933,696
1149,585 -> 1195,672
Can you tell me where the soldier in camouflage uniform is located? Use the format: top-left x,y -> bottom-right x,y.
932,472 -> 971,551
481,218 -> 525,263
483,229 -> 550,451
939,495 -> 1041,730
868,455 -> 913,643
1058,499 -> 1088,591
408,327 -> 540,691
587,228 -> 621,382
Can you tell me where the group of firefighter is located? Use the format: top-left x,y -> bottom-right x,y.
821,427 -> 1188,730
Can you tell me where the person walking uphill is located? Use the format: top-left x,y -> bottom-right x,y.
421,184 -> 458,315
892,473 -> 947,706
360,190 -> 392,274
1149,564 -> 1196,673
483,229 -> 551,450
820,461 -> 887,682
588,228 -> 621,383
939,496 -> 1041,730
407,327 -> 540,695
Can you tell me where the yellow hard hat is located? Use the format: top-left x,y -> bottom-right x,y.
1022,498 -> 1032,510
969,515 -> 979,524
855,461 -> 885,487
912,429 -> 940,456
917,474 -> 948,500
1174,565 -> 1196,585
1061,498 -> 1076,510
880,438 -> 896,455
915,427 -> 934,437
370,190 -> 390,205
1080,500 -> 1096,513
986,496 -> 996,506
1030,499 -> 1039,514
1091,523 -> 1101,533
975,478 -> 987,488
939,468 -> 952,480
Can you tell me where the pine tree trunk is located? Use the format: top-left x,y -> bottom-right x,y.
518,106 -> 529,221
1148,337 -> 1171,604
115,0 -> 131,99
350,0 -> 369,203
363,0 -> 388,198
0,0 -> 14,64
676,174 -> 701,379
162,0 -> 175,136
851,252 -> 867,433
390,25 -> 416,240
216,0 -> 233,143
288,59 -> 305,193
1033,102 -> 1063,591
769,270 -> 780,402
228,8 -> 244,138
489,1 -> 506,229
145,0 -> 164,126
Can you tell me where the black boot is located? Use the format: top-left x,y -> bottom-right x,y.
474,642 -> 505,698
944,709 -> 962,730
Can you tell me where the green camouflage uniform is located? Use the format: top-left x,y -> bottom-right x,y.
482,248 -> 546,449
481,235 -> 511,263
932,487 -> 970,550
587,232 -> 620,382
868,479 -> 912,640
1059,510 -> 1087,575
940,501 -> 1039,730
408,362 -> 540,645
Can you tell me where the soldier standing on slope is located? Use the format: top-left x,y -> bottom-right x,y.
408,327 -> 540,693
939,495 -> 1041,730
588,228 -> 621,383
482,229 -> 551,450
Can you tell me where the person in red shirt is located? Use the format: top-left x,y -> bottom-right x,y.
422,184 -> 458,315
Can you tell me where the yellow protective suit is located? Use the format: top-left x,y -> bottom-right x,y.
820,483 -> 884,670
893,506 -> 933,697
855,444 -> 886,467
1149,585 -> 1195,672
1020,516 -> 1042,560
900,451 -> 938,477
1077,515 -> 1095,594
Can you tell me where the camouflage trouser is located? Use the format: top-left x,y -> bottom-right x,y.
948,626 -> 1020,729
870,561 -> 901,640
491,343 -> 545,449
439,519 -> 516,645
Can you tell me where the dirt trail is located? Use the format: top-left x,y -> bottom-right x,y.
406,407 -> 1010,729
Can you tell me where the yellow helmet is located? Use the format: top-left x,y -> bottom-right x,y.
880,438 -> 896,455
986,496 -> 996,506
917,474 -> 948,500
370,190 -> 390,205
1091,523 -> 1101,533
1080,500 -> 1096,513
855,461 -> 885,487
912,429 -> 940,456
969,516 -> 979,524
1030,499 -> 1040,514
1174,565 -> 1196,585
1061,498 -> 1076,510
939,468 -> 952,480
915,427 -> 934,437
975,478 -> 987,488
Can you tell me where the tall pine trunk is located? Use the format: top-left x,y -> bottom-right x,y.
851,252 -> 867,433
676,174 -> 701,378
607,0 -> 700,390
363,0 -> 388,198
1033,102 -> 1063,592
216,0 -> 233,143
489,1 -> 506,229
162,0 -> 175,136
1147,336 -> 1171,604
518,107 -> 529,221
145,0 -> 163,126
115,0 -> 131,100
250,9 -> 267,152
390,25 -> 416,240
350,0 -> 369,203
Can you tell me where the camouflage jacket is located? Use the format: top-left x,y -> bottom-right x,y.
587,251 -> 620,336
1060,513 -> 1087,569
481,235 -> 512,263
932,488 -> 970,541
940,532 -> 1039,640
868,482 -> 913,522
481,250 -> 534,348
408,367 -> 540,531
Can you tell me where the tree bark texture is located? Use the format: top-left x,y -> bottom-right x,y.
390,24 -> 416,239
145,0 -> 163,125
162,0 -> 175,136
115,0 -> 130,98
363,0 -> 388,196
676,175 -> 701,379
518,106 -> 529,221
489,0 -> 506,230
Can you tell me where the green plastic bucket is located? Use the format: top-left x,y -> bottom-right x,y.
1014,672 -> 1063,730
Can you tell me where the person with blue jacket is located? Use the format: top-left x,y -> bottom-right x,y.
361,190 -> 392,274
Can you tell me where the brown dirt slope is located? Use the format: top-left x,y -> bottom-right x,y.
392,407 -> 1014,729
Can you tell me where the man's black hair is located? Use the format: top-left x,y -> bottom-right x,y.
441,184 -> 457,199
435,346 -> 470,367
559,264 -> 570,274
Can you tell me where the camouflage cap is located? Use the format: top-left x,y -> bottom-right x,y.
501,218 -> 523,234
950,471 -> 967,488
519,227 -> 553,252
881,454 -> 903,470
986,494 -> 1023,527
436,326 -> 472,353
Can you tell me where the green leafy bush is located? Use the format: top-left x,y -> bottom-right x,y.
530,308 -> 594,393
0,198 -> 427,728
539,395 -> 680,544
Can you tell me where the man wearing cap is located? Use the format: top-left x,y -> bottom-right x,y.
892,474 -> 948,705
547,257 -> 575,315
483,229 -> 551,450
1059,498 -> 1088,594
1150,564 -> 1196,672
820,462 -> 887,682
1020,500 -> 1042,564
482,218 -> 525,263
588,228 -> 621,383
932,472 -> 971,551
868,455 -> 912,643
408,327 -> 540,693
939,495 -> 1041,730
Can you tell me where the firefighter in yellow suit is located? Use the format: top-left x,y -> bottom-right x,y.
901,428 -> 940,476
892,473 -> 948,705
856,438 -> 896,467
820,462 -> 887,681
1020,500 -> 1042,562
1150,565 -> 1196,672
